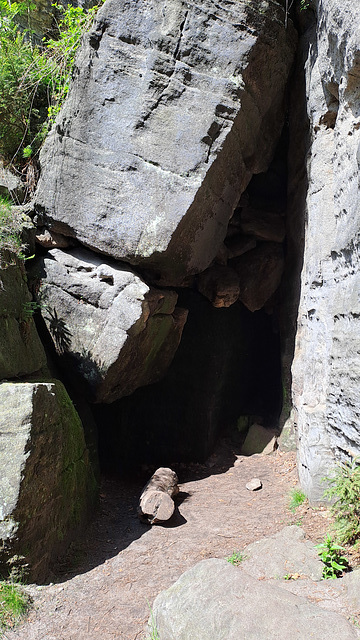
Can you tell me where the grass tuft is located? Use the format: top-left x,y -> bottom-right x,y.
0,580 -> 31,631
288,488 -> 306,513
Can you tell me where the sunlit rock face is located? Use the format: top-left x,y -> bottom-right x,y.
35,0 -> 296,285
291,0 -> 360,501
37,247 -> 187,403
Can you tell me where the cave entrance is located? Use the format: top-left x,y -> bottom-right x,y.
95,129 -> 291,475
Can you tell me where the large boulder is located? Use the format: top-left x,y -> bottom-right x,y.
0,256 -> 46,380
35,0 -> 297,285
36,248 -> 187,402
289,0 -> 360,500
0,381 -> 97,583
150,557 -> 356,639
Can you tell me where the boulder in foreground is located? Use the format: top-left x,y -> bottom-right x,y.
0,381 -> 97,583
150,557 -> 356,639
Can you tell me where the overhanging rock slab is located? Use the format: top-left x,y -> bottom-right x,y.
35,0 -> 297,284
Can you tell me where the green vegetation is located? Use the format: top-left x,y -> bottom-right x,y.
288,488 -> 306,513
146,601 -> 160,640
316,535 -> 348,579
21,299 -> 41,322
35,3 -> 101,125
323,458 -> 360,546
0,580 -> 31,632
226,551 -> 245,566
0,0 -> 100,167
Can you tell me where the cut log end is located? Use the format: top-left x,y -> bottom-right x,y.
138,467 -> 179,524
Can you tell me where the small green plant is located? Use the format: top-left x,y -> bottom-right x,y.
324,458 -> 360,545
288,488 -> 306,513
146,601 -> 160,640
21,300 -> 41,322
226,551 -> 245,566
0,580 -> 31,631
316,535 -> 348,579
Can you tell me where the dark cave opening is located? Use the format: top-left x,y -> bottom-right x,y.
95,129 -> 290,475
95,291 -> 282,473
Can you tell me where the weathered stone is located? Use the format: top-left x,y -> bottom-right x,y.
0,381 -> 97,582
37,248 -> 187,402
343,570 -> 360,610
232,242 -> 284,312
240,207 -> 286,242
35,0 -> 297,285
138,467 -> 179,524
245,477 -> 262,491
240,526 -> 324,581
278,408 -> 298,452
150,557 -> 356,640
197,264 -> 240,308
35,228 -> 74,249
290,0 -> 360,501
0,163 -> 23,202
225,234 -> 257,259
242,423 -> 277,456
0,257 -> 46,380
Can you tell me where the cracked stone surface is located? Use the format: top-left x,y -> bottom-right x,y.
37,247 -> 187,402
289,0 -> 360,500
35,0 -> 296,284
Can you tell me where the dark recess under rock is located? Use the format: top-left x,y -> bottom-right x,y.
95,289 -> 282,473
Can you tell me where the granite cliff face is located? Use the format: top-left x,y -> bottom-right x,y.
290,0 -> 360,501
286,0 -> 360,500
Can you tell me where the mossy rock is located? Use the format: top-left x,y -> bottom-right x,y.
0,380 -> 98,582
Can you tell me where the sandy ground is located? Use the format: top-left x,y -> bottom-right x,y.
3,442 -> 355,640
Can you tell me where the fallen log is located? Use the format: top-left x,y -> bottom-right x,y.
138,467 -> 179,524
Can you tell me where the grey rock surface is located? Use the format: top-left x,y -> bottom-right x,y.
233,242 -> 284,312
35,0 -> 296,284
290,0 -> 360,500
343,569 -> 360,610
151,557 -> 356,639
0,381 -> 97,582
37,248 -> 187,402
240,526 -> 324,581
245,477 -> 262,491
0,163 -> 23,201
241,423 -> 277,456
0,257 -> 46,379
196,264 -> 240,308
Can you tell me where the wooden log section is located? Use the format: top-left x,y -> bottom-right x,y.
138,467 -> 179,524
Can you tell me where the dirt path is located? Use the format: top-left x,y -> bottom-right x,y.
4,444 -> 334,640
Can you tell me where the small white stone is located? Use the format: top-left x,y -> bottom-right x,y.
246,478 -> 262,491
